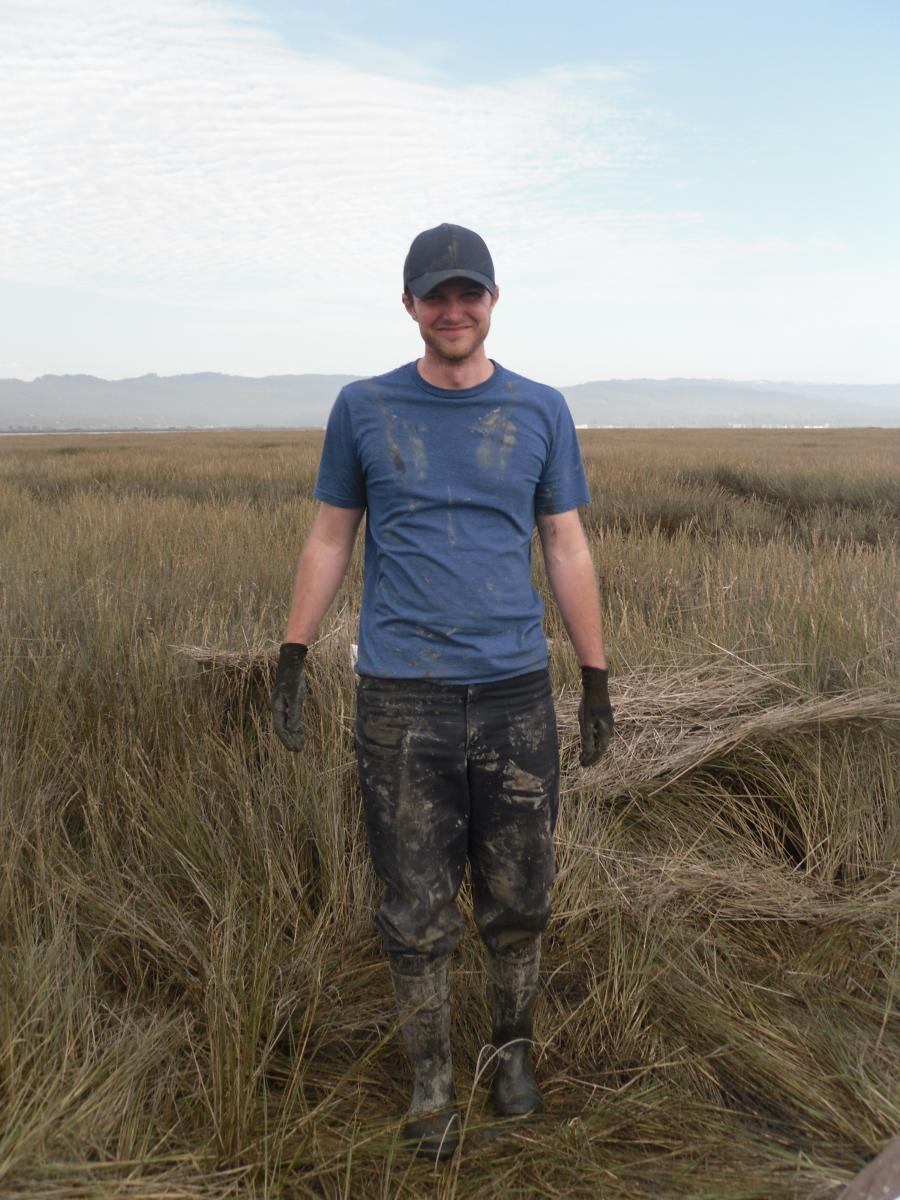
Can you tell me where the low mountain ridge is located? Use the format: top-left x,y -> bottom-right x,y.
1,372 -> 896,430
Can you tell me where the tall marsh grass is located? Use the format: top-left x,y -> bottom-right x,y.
1,427 -> 898,1198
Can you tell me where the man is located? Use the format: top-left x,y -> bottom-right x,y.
270,223 -> 613,1159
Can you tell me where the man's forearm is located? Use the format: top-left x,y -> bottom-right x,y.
544,547 -> 607,669
282,532 -> 356,645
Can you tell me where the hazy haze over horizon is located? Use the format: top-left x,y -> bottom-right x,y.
2,0 -> 898,386
3,373 -> 897,431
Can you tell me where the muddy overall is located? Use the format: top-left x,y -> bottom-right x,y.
355,666 -> 559,1155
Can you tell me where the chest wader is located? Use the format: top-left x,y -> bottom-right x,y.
357,670 -> 556,1158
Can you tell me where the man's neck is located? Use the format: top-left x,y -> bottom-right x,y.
416,350 -> 495,391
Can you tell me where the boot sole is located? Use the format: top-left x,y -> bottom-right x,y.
491,1101 -> 544,1119
491,1083 -> 545,1119
402,1112 -> 460,1160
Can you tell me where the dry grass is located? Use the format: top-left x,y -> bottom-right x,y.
1,427 -> 898,1198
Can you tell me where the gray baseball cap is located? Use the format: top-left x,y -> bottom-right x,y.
403,223 -> 496,298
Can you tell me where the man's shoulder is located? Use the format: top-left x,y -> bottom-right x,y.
496,365 -> 567,409
338,363 -> 414,405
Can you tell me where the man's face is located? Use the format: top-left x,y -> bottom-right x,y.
403,278 -> 499,364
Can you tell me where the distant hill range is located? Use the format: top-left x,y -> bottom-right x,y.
1,372 -> 897,431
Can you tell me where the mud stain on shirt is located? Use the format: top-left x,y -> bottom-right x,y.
446,485 -> 457,545
377,401 -> 428,481
407,425 -> 428,480
376,399 -> 406,478
473,407 -> 516,472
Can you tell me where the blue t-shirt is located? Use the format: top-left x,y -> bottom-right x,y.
313,360 -> 591,683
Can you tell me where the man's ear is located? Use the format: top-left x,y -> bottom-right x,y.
490,285 -> 500,308
402,292 -> 417,318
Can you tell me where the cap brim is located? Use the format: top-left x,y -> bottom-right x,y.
406,268 -> 496,298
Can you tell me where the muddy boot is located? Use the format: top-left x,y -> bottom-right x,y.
487,939 -> 544,1118
389,953 -> 459,1160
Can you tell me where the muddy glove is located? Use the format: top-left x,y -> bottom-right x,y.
270,642 -> 308,751
578,666 -> 614,767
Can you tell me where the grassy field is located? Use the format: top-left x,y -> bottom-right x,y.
1,426 -> 898,1199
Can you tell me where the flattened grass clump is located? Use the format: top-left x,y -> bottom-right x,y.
0,427 -> 898,1199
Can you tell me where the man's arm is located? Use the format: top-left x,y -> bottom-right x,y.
271,501 -> 364,751
282,501 -> 365,644
538,508 -> 613,765
536,509 -> 607,668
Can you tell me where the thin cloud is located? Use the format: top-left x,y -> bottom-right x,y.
0,0 -> 653,294
2,1 -> 895,381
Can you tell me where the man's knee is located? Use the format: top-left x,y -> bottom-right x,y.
475,892 -> 552,954
376,895 -> 466,959
470,826 -> 555,952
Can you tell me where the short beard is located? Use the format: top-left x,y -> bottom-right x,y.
421,325 -> 487,365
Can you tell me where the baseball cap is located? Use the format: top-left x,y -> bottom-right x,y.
403,223 -> 496,298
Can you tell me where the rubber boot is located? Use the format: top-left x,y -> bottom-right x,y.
486,938 -> 544,1118
388,954 -> 459,1160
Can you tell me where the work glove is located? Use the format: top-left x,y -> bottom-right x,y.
578,666 -> 614,767
270,642 -> 308,751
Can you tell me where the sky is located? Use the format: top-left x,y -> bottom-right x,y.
1,0 -> 898,385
